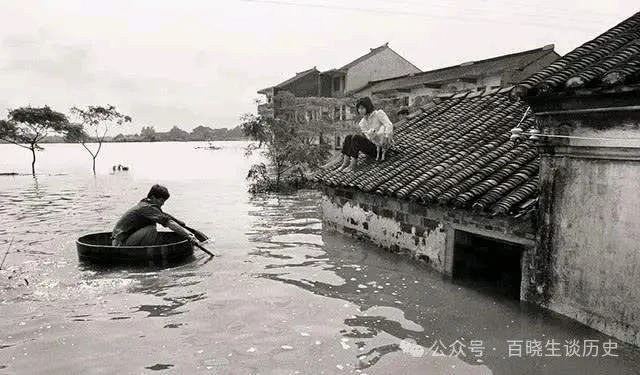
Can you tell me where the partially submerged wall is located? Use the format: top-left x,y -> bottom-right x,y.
321,187 -> 536,279
532,107 -> 640,347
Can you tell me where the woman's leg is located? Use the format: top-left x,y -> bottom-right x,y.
342,134 -> 377,171
336,135 -> 354,170
321,135 -> 351,169
349,134 -> 377,159
321,153 -> 346,169
342,135 -> 353,155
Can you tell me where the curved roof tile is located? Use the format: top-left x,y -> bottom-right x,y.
515,12 -> 640,97
313,88 -> 539,216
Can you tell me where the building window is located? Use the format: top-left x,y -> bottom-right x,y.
333,77 -> 341,91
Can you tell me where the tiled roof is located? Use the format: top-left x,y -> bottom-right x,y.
258,67 -> 319,94
351,45 -> 558,95
336,42 -> 419,72
313,88 -> 540,217
337,43 -> 390,70
515,12 -> 640,97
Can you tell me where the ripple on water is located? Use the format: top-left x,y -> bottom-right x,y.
270,233 -> 324,247
3,149 -> 640,374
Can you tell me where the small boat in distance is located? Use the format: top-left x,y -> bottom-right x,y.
194,141 -> 222,150
76,232 -> 194,268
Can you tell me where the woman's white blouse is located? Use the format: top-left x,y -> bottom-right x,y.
358,110 -> 393,141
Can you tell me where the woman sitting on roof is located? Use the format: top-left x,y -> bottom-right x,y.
323,96 -> 394,172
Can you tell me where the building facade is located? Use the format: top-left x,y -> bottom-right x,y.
314,87 -> 540,301
352,45 -> 560,111
257,43 -> 422,148
316,11 -> 640,347
513,11 -> 640,346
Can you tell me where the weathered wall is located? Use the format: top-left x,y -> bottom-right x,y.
345,48 -> 421,93
477,75 -> 502,88
541,156 -> 640,346
322,190 -> 448,271
322,187 -> 536,278
533,108 -> 640,347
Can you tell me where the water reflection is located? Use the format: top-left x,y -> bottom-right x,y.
135,293 -> 207,318
246,190 -> 640,374
74,268 -> 210,319
247,191 -> 427,368
2,143 -> 640,374
0,175 -> 124,255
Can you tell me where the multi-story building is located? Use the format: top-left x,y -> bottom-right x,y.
257,43 -> 422,148
351,44 -> 560,111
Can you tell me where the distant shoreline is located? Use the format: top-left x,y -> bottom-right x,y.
0,139 -> 250,145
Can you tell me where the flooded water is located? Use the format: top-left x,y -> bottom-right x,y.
1,141 -> 640,375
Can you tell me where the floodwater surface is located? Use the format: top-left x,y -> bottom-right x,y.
1,142 -> 639,374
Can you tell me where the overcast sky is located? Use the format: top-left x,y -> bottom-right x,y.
0,0 -> 637,134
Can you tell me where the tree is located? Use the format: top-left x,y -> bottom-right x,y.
240,112 -> 330,193
140,126 -> 156,141
168,126 -> 190,141
0,106 -> 71,175
191,125 -> 216,141
68,105 -> 132,174
273,92 -> 337,145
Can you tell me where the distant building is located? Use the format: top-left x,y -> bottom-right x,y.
257,43 -> 422,148
258,43 -> 421,107
352,45 -> 560,110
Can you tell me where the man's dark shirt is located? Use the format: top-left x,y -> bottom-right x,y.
111,198 -> 171,244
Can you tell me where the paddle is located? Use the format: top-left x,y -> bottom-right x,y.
166,214 -> 215,256
184,225 -> 209,242
192,241 -> 215,257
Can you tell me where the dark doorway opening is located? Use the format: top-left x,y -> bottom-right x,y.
452,230 -> 523,300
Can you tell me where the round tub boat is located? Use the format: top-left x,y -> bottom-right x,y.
76,232 -> 194,267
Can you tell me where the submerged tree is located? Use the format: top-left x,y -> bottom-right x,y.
240,111 -> 330,193
68,105 -> 132,174
0,106 -> 71,175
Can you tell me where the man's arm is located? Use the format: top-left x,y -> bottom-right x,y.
164,213 -> 185,227
166,220 -> 197,242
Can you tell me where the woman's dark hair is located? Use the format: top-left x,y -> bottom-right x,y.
355,96 -> 375,115
147,184 -> 170,200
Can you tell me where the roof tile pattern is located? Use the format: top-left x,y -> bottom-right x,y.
516,12 -> 640,96
313,89 -> 539,217
354,45 -> 558,94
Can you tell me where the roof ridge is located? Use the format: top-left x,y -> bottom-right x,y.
515,11 -> 640,97
257,66 -> 321,93
339,42 -> 390,70
360,45 -> 558,88
407,85 -> 515,118
517,48 -> 560,72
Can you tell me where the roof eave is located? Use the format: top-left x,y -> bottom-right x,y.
257,87 -> 274,95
